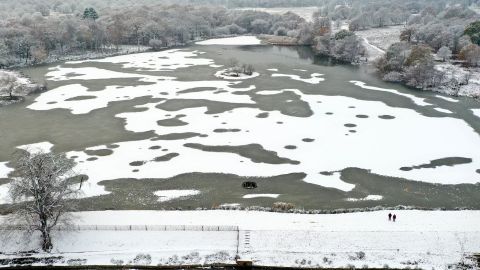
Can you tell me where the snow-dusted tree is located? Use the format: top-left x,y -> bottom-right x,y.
8,151 -> 80,252
0,73 -> 21,100
437,46 -> 452,61
459,44 -> 480,67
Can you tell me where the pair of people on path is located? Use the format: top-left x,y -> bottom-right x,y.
388,213 -> 397,222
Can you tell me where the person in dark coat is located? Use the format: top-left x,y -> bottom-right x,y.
388,213 -> 392,221
393,214 -> 397,222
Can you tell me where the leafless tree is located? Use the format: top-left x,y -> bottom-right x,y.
7,151 -> 80,252
0,73 -> 21,100
245,64 -> 255,75
437,46 -> 452,62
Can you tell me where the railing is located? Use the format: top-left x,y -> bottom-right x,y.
0,224 -> 239,232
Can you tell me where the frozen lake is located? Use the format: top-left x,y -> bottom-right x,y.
1,37 -> 480,210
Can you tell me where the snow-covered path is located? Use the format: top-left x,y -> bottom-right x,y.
362,37 -> 385,61
1,210 -> 479,268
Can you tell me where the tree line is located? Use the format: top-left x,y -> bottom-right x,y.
0,4 -> 314,67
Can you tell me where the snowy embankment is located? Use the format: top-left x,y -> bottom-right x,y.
1,210 -> 479,268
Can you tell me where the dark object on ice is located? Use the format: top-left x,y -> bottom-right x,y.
388,213 -> 392,221
236,258 -> 253,268
242,181 -> 257,189
393,214 -> 397,222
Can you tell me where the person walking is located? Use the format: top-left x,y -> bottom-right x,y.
393,214 -> 397,222
388,213 -> 392,221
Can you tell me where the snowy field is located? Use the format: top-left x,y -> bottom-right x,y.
355,25 -> 404,52
1,210 -> 479,268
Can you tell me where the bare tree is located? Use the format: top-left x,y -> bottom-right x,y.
0,73 -> 21,100
437,46 -> 452,62
8,151 -> 80,252
245,64 -> 255,75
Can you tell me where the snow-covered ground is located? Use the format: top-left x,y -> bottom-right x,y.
0,210 -> 479,268
196,36 -> 261,46
355,25 -> 404,52
361,37 -> 385,62
434,63 -> 480,98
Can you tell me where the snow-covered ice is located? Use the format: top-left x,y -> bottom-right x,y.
13,49 -> 480,200
67,49 -> 214,71
473,109 -> 480,118
154,190 -> 201,202
436,95 -> 460,102
196,36 -> 261,45
433,107 -> 453,114
303,172 -> 355,192
243,194 -> 280,199
20,84 -> 480,199
272,73 -> 324,84
0,162 -> 12,179
350,80 -> 431,106
345,195 -> 383,201
17,141 -> 54,154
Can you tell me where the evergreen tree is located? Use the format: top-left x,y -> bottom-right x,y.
464,21 -> 480,46
83,7 -> 99,21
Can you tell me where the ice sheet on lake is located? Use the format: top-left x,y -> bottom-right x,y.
305,172 -> 355,192
243,194 -> 280,199
61,91 -> 480,197
345,195 -> 383,201
28,79 -> 256,114
17,141 -> 54,154
0,162 -> 12,179
154,190 -> 200,202
436,95 -> 459,102
473,109 -> 480,118
196,36 -> 261,45
272,73 -> 324,84
350,80 -> 431,106
67,49 -> 214,71
20,49 -> 480,197
433,108 -> 453,114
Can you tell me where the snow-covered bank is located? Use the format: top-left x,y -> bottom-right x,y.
434,63 -> 480,98
0,210 -> 479,268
